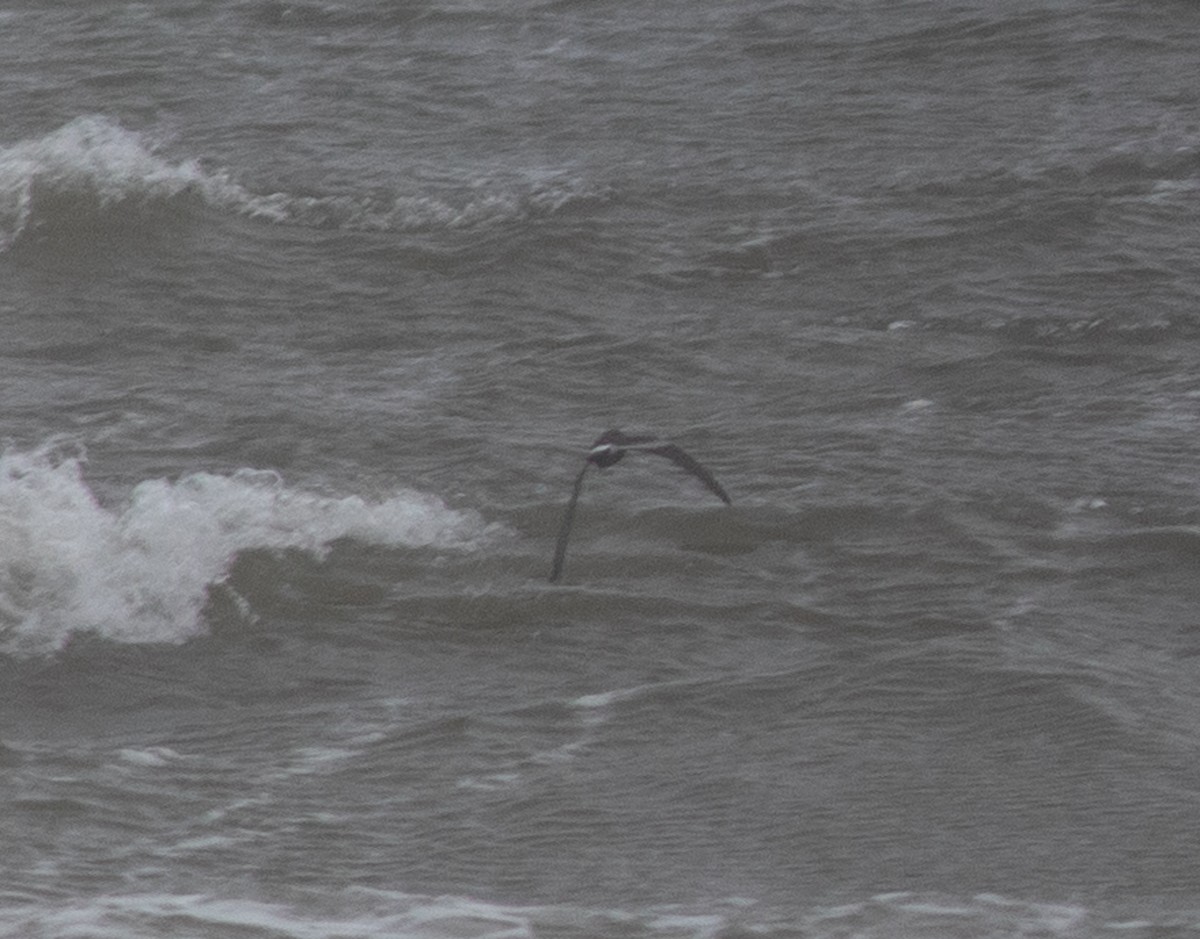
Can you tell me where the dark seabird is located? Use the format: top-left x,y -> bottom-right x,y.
549,429 -> 731,582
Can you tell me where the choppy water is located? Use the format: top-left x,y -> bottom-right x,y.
4,1 -> 1200,936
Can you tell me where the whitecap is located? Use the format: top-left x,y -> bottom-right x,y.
116,747 -> 184,768
0,115 -> 249,248
0,115 -> 599,248
0,442 -> 494,654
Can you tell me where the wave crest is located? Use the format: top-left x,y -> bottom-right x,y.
0,443 -> 492,654
0,116 -> 250,249
0,115 -> 598,249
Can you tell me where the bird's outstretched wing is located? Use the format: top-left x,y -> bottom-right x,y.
638,442 -> 732,505
549,430 -> 730,583
549,463 -> 590,583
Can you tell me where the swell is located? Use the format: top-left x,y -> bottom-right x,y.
642,119 -> 1200,339
0,441 -> 496,655
0,116 -> 605,253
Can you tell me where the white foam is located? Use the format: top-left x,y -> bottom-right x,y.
0,443 -> 493,654
116,747 -> 184,768
243,173 -> 593,233
0,888 -> 1154,939
2,891 -> 543,939
0,115 -> 261,247
803,892 -> 1097,939
0,115 -> 597,248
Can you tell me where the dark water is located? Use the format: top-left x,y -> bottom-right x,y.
4,1 -> 1200,936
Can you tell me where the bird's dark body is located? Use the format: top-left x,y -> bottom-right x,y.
549,429 -> 731,582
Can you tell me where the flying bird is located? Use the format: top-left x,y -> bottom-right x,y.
549,430 -> 731,582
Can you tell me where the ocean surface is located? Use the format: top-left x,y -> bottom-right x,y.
3,1 -> 1200,936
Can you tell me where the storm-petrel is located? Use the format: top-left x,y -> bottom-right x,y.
549,430 -> 731,582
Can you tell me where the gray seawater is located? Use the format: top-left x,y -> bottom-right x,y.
4,1 -> 1200,936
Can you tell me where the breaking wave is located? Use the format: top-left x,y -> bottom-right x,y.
0,442 -> 494,654
0,115 -> 596,250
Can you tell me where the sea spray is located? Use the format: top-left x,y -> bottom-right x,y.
0,444 -> 493,654
0,115 -> 599,249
